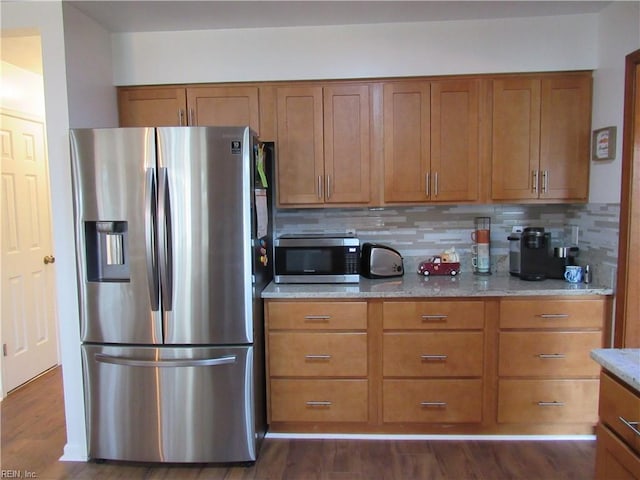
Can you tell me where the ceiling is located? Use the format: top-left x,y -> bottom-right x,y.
67,1 -> 612,33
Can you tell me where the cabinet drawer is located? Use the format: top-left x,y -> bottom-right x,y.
269,332 -> 367,377
499,331 -> 602,377
383,379 -> 482,423
270,379 -> 368,423
383,332 -> 483,377
500,299 -> 605,329
498,379 -> 599,424
383,301 -> 484,330
596,424 -> 640,480
599,372 -> 640,455
268,301 -> 367,330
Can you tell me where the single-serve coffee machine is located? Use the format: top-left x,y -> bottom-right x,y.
509,227 -> 578,281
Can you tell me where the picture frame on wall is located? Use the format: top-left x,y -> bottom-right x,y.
592,126 -> 617,161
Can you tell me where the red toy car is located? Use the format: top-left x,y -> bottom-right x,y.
417,256 -> 460,276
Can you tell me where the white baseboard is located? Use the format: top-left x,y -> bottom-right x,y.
60,442 -> 88,462
266,432 -> 596,441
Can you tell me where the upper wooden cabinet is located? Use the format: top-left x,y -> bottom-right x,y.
383,79 -> 481,203
491,73 -> 592,202
276,84 -> 371,206
118,85 -> 260,134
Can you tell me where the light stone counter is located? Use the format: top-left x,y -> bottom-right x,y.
591,348 -> 640,392
262,272 -> 613,299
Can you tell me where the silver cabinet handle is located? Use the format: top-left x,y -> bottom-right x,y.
420,401 -> 447,407
532,170 -> 539,194
95,353 -> 237,368
542,170 -> 549,194
304,315 -> 331,321
537,314 -> 569,319
434,171 -> 439,197
421,354 -> 448,360
326,175 -> 331,200
304,354 -> 332,360
306,401 -> 332,407
537,401 -> 565,407
317,176 -> 323,200
178,109 -> 185,125
619,417 -> 640,437
425,172 -> 430,197
189,107 -> 195,125
538,353 -> 566,359
421,315 -> 448,321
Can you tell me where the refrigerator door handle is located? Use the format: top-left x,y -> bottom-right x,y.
144,168 -> 160,311
95,353 -> 237,368
157,167 -> 173,311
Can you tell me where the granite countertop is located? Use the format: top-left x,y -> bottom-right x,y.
591,349 -> 640,392
262,272 -> 613,299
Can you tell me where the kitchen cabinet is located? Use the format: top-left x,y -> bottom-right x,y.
265,300 -> 369,426
383,79 -> 480,203
491,73 -> 591,202
275,84 -> 372,206
497,298 -> 603,426
595,372 -> 640,479
117,85 -> 260,133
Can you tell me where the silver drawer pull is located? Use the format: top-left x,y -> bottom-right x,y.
619,417 -> 640,437
420,401 -> 447,407
537,401 -> 565,407
306,401 -> 332,407
538,353 -> 566,359
537,314 -> 569,319
421,315 -> 448,321
421,354 -> 448,361
305,354 -> 332,360
304,315 -> 331,321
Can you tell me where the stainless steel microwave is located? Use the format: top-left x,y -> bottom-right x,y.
273,235 -> 360,283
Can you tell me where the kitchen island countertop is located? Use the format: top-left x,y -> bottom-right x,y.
591,348 -> 640,392
262,272 -> 613,299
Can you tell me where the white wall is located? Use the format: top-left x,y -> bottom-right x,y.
590,1 -> 640,203
63,3 -> 118,127
1,0 -> 87,462
112,14 -> 598,85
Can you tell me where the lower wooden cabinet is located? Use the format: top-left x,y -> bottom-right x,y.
265,296 -> 609,434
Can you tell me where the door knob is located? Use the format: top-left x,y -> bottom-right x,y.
43,255 -> 55,265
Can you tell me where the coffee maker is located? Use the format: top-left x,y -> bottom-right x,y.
510,227 -> 579,281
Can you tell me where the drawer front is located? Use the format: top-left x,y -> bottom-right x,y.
599,372 -> 640,455
498,379 -> 599,424
269,332 -> 367,377
383,301 -> 484,330
383,332 -> 483,377
383,379 -> 482,423
500,299 -> 605,329
499,331 -> 602,377
595,424 -> 640,480
267,301 -> 367,330
270,379 -> 368,423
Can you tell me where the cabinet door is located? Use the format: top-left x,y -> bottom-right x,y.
323,84 -> 371,204
540,75 -> 591,201
276,86 -> 324,205
118,87 -> 186,127
430,79 -> 480,202
491,78 -> 541,200
383,82 -> 430,202
186,86 -> 260,133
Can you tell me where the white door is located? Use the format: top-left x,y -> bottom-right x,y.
1,111 -> 58,392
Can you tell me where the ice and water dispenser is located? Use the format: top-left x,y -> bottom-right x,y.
84,221 -> 130,282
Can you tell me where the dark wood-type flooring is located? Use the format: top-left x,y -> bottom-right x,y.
2,367 -> 596,479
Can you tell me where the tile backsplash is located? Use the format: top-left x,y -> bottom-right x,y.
274,203 -> 620,289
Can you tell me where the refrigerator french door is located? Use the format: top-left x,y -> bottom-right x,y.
70,127 -> 271,463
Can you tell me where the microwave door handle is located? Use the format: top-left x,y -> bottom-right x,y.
157,167 -> 173,311
144,168 -> 160,311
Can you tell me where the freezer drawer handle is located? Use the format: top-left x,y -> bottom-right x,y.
95,353 -> 237,368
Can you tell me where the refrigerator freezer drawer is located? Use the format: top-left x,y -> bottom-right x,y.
82,344 -> 262,463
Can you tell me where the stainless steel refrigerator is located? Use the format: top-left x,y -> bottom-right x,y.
70,126 -> 273,463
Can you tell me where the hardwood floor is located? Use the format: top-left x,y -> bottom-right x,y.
2,367 -> 596,479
